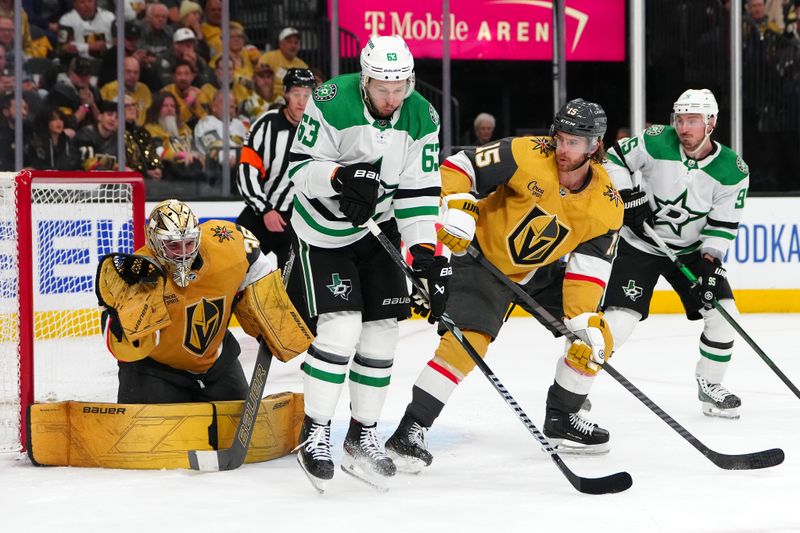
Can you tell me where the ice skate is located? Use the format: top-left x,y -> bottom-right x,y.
697,377 -> 741,419
385,414 -> 433,474
341,419 -> 396,492
543,408 -> 610,455
294,416 -> 334,493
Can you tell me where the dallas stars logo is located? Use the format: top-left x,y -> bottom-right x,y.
530,136 -> 553,156
622,280 -> 643,302
313,83 -> 337,102
604,185 -> 621,207
652,189 -> 707,236
211,225 -> 234,242
327,273 -> 352,300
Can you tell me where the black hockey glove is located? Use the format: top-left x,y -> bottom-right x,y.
333,162 -> 381,227
620,188 -> 654,238
410,245 -> 452,325
699,255 -> 726,310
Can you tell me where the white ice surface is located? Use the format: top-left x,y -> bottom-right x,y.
2,314 -> 799,533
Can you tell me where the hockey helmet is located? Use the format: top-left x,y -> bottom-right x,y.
283,67 -> 317,92
673,89 -> 718,123
550,98 -> 607,140
359,35 -> 415,100
145,199 -> 201,287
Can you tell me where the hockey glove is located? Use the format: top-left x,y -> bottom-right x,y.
333,162 -> 381,227
699,255 -> 726,310
410,244 -> 452,324
437,193 -> 479,256
620,188 -> 654,238
563,312 -> 614,376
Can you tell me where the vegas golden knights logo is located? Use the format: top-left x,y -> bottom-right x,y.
507,206 -> 569,266
184,297 -> 225,355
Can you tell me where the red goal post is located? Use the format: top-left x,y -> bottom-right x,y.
1,170 -> 145,453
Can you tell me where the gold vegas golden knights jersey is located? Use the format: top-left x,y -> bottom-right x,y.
127,220 -> 262,373
442,136 -> 623,318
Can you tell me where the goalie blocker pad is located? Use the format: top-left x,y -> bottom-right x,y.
26,392 -> 304,469
234,269 -> 313,362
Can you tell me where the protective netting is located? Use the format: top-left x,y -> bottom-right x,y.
0,175 -> 137,452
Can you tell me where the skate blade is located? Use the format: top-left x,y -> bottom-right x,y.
296,454 -> 330,494
702,403 -> 741,419
547,438 -> 610,455
340,456 -> 391,493
386,449 -> 427,474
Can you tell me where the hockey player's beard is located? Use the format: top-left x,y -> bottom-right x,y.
159,115 -> 180,137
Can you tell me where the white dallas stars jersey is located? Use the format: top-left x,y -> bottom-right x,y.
287,72 -> 441,250
606,124 -> 749,258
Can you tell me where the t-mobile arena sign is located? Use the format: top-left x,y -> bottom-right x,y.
334,0 -> 625,61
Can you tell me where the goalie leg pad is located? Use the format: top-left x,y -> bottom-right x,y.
234,269 -> 314,362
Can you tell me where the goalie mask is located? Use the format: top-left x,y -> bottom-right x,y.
359,35 -> 415,116
145,199 -> 201,287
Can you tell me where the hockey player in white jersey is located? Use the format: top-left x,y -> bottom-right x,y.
287,35 -> 449,492
600,89 -> 749,418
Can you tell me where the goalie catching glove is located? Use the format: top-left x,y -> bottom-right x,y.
437,193 -> 479,256
95,253 -> 171,362
563,312 -> 613,376
410,244 -> 451,324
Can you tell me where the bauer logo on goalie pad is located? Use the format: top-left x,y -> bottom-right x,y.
184,297 -> 225,356
507,206 -> 569,266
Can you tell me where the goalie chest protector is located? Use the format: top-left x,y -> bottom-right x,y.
135,220 -> 259,373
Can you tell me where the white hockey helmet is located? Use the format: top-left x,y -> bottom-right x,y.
145,199 -> 201,287
673,89 -> 719,124
359,35 -> 415,100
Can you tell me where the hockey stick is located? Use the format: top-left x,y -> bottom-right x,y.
366,220 -> 632,495
187,258 -> 296,471
642,223 -> 800,400
465,245 -> 784,470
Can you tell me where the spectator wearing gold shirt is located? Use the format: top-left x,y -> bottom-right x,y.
257,27 -> 308,99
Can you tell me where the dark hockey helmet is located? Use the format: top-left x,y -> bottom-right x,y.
283,68 -> 317,92
550,98 -> 607,139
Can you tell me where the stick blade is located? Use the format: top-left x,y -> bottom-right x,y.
573,471 -> 633,495
187,449 -> 242,472
707,448 -> 784,470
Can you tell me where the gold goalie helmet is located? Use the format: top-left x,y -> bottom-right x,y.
145,199 -> 201,287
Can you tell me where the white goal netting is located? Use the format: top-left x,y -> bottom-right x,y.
0,172 -> 142,452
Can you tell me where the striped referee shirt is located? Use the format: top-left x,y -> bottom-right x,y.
237,107 -> 298,214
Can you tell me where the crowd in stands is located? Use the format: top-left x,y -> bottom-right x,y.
0,0 -> 318,184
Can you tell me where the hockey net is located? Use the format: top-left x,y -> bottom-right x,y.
0,171 -> 145,453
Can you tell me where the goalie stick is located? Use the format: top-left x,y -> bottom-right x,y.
366,220 -> 632,495
187,255 -> 297,471
465,245 -> 784,471
641,223 -> 800,401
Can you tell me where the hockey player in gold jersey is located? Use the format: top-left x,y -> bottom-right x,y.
386,99 -> 623,470
96,199 -> 284,403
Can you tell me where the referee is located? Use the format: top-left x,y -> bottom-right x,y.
236,67 -> 317,328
